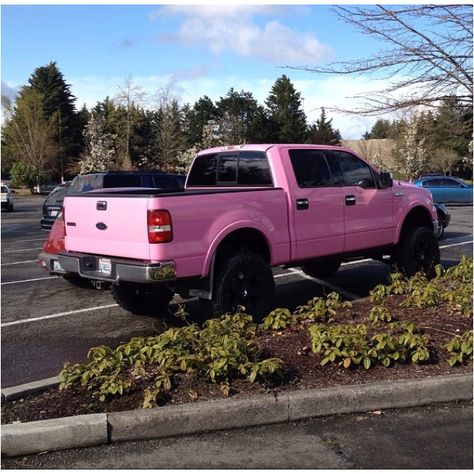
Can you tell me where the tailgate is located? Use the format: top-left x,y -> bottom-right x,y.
63,195 -> 150,260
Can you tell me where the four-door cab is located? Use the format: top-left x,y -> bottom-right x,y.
58,144 -> 440,319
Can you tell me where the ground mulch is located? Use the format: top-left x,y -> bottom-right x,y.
2,297 -> 472,425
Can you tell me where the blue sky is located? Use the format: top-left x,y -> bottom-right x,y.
2,4 -> 388,138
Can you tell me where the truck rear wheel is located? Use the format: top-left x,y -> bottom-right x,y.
394,225 -> 440,278
301,259 -> 341,279
112,282 -> 174,316
209,252 -> 275,321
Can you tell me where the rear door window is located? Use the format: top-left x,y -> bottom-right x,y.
289,149 -> 333,187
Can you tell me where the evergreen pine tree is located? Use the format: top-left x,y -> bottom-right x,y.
307,108 -> 342,145
265,75 -> 307,143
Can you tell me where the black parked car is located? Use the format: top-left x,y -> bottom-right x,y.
41,171 -> 185,230
41,182 -> 71,230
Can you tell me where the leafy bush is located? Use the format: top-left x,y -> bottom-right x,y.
263,308 -> 295,330
293,292 -> 352,322
445,330 -> 473,366
369,258 -> 472,318
60,310 -> 283,408
369,304 -> 393,324
308,321 -> 431,369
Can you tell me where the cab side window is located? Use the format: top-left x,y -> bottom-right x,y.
325,150 -> 375,187
289,149 -> 333,187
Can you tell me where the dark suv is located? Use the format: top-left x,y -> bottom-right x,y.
41,171 -> 185,230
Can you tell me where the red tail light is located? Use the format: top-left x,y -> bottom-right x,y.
147,210 -> 173,243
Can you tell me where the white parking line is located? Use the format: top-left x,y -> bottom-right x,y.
1,276 -> 58,285
2,247 -> 43,253
439,240 -> 473,249
1,304 -> 119,328
1,260 -> 38,266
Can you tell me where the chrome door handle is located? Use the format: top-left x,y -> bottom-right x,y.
345,195 -> 356,206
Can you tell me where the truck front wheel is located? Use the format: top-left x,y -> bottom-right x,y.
394,225 -> 440,278
112,282 -> 174,316
209,252 -> 275,321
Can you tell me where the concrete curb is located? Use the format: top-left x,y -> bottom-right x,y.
2,373 -> 472,458
1,376 -> 59,403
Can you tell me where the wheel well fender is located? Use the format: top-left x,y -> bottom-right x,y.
202,225 -> 272,277
396,206 -> 434,243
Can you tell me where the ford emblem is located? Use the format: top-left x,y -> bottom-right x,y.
96,222 -> 108,231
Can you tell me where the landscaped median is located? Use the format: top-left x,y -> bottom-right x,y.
2,259 -> 473,457
2,374 -> 472,458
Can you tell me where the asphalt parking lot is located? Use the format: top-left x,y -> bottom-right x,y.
1,195 -> 472,388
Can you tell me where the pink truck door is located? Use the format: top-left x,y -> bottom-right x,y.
284,148 -> 344,260
324,150 -> 394,252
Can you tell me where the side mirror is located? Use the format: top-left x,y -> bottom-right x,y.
379,171 -> 393,189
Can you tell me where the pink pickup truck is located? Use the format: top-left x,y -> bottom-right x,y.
58,144 -> 440,319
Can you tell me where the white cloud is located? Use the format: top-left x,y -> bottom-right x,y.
1,81 -> 18,103
156,5 -> 331,65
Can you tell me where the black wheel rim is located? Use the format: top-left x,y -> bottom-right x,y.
413,235 -> 435,272
225,268 -> 265,312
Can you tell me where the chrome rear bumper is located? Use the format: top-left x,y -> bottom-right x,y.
57,252 -> 176,283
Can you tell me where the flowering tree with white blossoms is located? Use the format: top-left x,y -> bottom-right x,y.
79,114 -> 116,174
397,117 -> 427,180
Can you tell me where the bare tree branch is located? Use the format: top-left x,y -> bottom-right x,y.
287,5 -> 473,115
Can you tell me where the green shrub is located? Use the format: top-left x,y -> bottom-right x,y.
308,321 -> 431,369
59,310 -> 283,408
445,330 -> 473,366
293,292 -> 352,322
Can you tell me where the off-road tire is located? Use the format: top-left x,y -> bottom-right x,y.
112,282 -> 174,316
207,252 -> 275,321
394,225 -> 440,278
301,259 -> 342,279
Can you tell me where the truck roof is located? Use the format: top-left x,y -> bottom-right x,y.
197,144 -> 354,155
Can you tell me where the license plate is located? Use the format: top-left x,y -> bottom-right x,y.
98,258 -> 112,275
49,209 -> 59,217
53,260 -> 63,271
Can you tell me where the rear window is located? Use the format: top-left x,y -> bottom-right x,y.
187,151 -> 272,187
45,187 -> 67,206
1,186 -> 7,193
